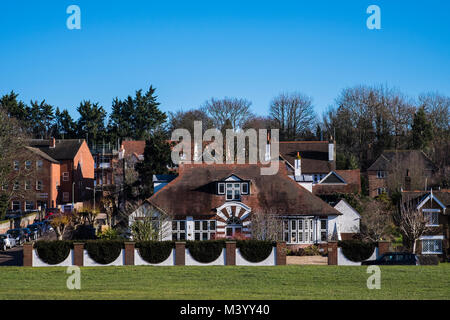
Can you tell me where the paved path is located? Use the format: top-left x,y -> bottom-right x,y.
287,256 -> 328,265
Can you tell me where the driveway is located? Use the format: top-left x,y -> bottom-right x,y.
0,246 -> 23,266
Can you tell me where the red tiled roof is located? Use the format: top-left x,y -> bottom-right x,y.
312,170 -> 361,195
121,140 -> 145,158
147,162 -> 341,217
279,141 -> 334,174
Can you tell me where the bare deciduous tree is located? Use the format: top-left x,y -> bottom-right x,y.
201,97 -> 254,130
250,211 -> 283,241
269,92 -> 316,141
360,198 -> 393,242
394,200 -> 430,253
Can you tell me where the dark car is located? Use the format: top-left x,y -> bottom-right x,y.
27,224 -> 41,239
6,228 -> 25,245
22,228 -> 33,242
45,208 -> 60,220
362,252 -> 419,266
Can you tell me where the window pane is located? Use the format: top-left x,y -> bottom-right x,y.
242,183 -> 248,194
172,221 -> 177,231
218,183 -> 225,194
172,233 -> 178,241
298,220 -> 303,230
195,233 -> 200,241
179,221 -> 186,230
202,233 -> 208,241
321,220 -> 327,230
209,221 -> 216,230
291,220 -> 296,230
284,232 -> 289,242
179,233 -> 186,240
202,221 -> 208,231
194,221 -> 200,231
291,232 -> 297,243
226,228 -> 233,237
283,220 -> 288,230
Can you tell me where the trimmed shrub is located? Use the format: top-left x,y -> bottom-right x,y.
338,240 -> 376,262
186,240 -> 226,263
85,240 -> 124,264
417,255 -> 439,265
34,241 -> 72,265
289,245 -> 322,257
237,240 -> 274,263
136,241 -> 175,264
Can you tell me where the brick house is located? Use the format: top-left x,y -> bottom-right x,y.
367,150 -> 438,197
28,138 -> 95,209
402,190 -> 449,261
2,146 -> 60,212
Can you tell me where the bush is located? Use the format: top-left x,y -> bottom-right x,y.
339,240 -> 376,262
186,240 -> 226,263
237,240 -> 274,263
71,225 -> 96,240
417,255 -> 439,265
85,240 -> 124,264
287,245 -> 323,257
34,241 -> 72,265
97,228 -> 120,240
136,241 -> 175,264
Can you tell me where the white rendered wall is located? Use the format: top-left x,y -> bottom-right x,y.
337,247 -> 377,266
334,200 -> 361,234
32,249 -> 73,267
83,249 -> 125,267
235,247 -> 276,266
185,248 -> 226,266
134,248 -> 175,266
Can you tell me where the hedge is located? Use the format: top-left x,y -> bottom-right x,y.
136,241 -> 175,264
34,241 -> 72,265
236,240 -> 274,263
338,240 -> 376,262
85,240 -> 124,264
186,240 -> 226,263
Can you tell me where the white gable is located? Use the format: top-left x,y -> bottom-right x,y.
334,199 -> 360,234
225,175 -> 242,182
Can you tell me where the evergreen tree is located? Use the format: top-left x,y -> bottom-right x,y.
411,106 -> 433,150
76,100 -> 107,145
108,86 -> 167,142
136,130 -> 174,198
29,100 -> 55,139
0,91 -> 29,125
55,107 -> 77,139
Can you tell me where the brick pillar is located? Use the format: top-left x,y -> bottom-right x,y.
225,241 -> 236,265
276,241 -> 286,265
23,242 -> 33,267
124,242 -> 135,266
378,240 -> 390,256
73,243 -> 84,267
175,242 -> 185,266
327,241 -> 338,265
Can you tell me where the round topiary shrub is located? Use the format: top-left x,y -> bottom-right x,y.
338,240 -> 376,262
85,240 -> 124,264
34,241 -> 72,265
186,240 -> 225,263
236,240 -> 274,263
136,241 -> 175,264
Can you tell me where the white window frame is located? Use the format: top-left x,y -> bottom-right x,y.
423,209 -> 439,227
62,172 -> 69,182
225,183 -> 241,201
25,201 -> 34,211
36,160 -> 43,169
377,187 -> 387,195
11,201 -> 20,211
241,182 -> 249,195
172,220 -> 186,241
36,180 -> 43,191
377,171 -> 387,179
421,236 -> 443,254
283,218 -> 315,244
63,192 -> 69,202
218,183 -> 225,195
24,181 -> 31,190
13,160 -> 19,171
194,220 -> 216,240
25,160 -> 32,170
320,219 -> 328,242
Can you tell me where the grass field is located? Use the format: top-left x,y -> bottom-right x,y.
0,265 -> 449,300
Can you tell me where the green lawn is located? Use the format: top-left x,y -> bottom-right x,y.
0,265 -> 449,300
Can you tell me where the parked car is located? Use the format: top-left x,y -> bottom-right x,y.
27,224 -> 40,239
0,234 -> 16,251
44,208 -> 60,220
362,252 -> 419,265
22,228 -> 33,242
6,229 -> 25,246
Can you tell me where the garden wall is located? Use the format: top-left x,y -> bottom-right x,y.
24,241 -> 287,267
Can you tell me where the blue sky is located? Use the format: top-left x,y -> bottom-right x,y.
0,0 -> 449,120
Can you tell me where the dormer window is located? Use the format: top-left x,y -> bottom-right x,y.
226,183 -> 241,201
217,175 -> 250,200
218,183 -> 225,195
241,183 -> 249,194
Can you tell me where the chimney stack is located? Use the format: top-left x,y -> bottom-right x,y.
265,132 -> 271,161
294,152 -> 301,178
50,137 -> 56,149
328,137 -> 335,162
